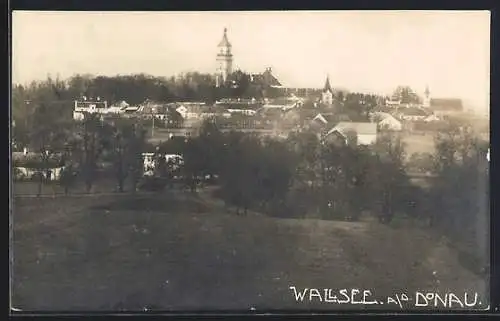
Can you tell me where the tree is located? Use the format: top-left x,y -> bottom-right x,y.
110,119 -> 136,192
127,124 -> 147,192
78,113 -> 107,193
371,134 -> 409,223
29,102 -> 72,196
392,86 -> 420,105
182,137 -> 205,193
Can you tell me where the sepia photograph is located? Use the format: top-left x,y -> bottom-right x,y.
10,10 -> 490,312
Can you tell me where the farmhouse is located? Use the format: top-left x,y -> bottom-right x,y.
324,122 -> 377,146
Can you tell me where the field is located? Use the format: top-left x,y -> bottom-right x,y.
11,185 -> 487,312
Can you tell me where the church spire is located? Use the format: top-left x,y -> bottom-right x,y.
424,85 -> 430,97
218,27 -> 231,48
323,75 -> 333,93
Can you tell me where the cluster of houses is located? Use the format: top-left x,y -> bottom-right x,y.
72,96 -> 304,122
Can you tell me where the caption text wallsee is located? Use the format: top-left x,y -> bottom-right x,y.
289,286 -> 484,309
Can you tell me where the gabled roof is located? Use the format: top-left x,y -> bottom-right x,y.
327,122 -> 377,137
251,68 -> 282,87
312,113 -> 328,125
218,28 -> 231,48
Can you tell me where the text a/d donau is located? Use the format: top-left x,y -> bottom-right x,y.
289,286 -> 482,308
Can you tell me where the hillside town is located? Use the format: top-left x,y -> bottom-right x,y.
11,14 -> 490,313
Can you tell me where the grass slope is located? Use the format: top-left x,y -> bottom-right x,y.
11,189 -> 487,312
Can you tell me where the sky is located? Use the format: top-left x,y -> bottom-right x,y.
12,11 -> 490,113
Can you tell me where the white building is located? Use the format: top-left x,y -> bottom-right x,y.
325,122 -> 378,146
72,97 -> 108,120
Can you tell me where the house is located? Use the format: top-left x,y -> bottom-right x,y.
103,100 -> 129,114
140,100 -> 170,121
324,122 -> 378,146
73,97 -> 109,120
175,102 -> 206,120
373,113 -> 403,131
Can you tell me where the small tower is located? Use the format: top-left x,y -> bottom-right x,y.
216,28 -> 233,87
321,75 -> 333,106
423,85 -> 431,108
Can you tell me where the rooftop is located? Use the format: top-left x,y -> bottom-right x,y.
327,122 -> 377,136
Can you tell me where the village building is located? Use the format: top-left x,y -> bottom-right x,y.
373,112 -> 403,131
72,97 -> 108,120
174,102 -> 207,120
324,122 -> 378,146
139,100 -> 170,121
13,150 -> 65,181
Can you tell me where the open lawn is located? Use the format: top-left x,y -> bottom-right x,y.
11,188 -> 487,312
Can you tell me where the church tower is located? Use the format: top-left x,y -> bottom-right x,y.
423,85 -> 431,108
216,28 -> 233,87
321,75 -> 333,106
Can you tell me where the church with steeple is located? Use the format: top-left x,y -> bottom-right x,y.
216,28 -> 233,87
321,75 -> 334,106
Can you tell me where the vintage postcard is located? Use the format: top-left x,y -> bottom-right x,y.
10,10 -> 490,313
